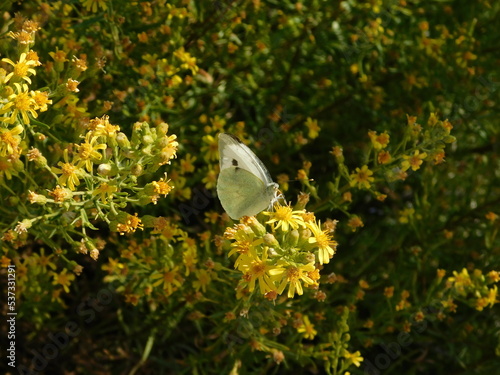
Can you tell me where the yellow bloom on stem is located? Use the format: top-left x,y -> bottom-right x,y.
378,150 -> 391,164
174,47 -> 199,74
192,269 -> 212,293
401,150 -> 427,171
486,285 -> 498,308
485,212 -> 498,222
51,150 -> 84,191
368,130 -> 390,150
305,117 -> 320,139
265,203 -> 305,231
159,134 -> 178,165
151,266 -> 182,295
74,134 -> 107,172
0,124 -> 23,157
447,268 -> 472,295
347,215 -> 364,231
49,50 -> 68,64
92,182 -> 118,203
343,350 -> 364,367
201,134 -> 218,162
241,247 -> 277,294
0,83 -> 38,124
31,90 -> 52,112
296,315 -> 317,340
152,176 -> 173,197
116,213 -> 143,234
52,269 -> 76,293
81,0 -> 108,12
271,262 -> 315,298
48,186 -> 73,203
228,229 -> 263,271
307,221 -> 337,265
88,115 -> 120,138
2,52 -> 38,84
0,157 -> 18,180
202,168 -> 218,189
349,165 -> 374,189
180,153 -> 197,173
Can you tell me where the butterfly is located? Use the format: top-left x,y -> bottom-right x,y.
217,133 -> 279,220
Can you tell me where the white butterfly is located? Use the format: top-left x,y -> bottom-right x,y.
217,133 -> 279,220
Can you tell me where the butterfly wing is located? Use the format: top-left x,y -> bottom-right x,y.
218,133 -> 274,186
217,133 -> 278,219
217,167 -> 272,219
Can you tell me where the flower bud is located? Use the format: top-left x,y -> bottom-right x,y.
116,132 -> 131,148
264,233 -> 279,247
288,229 -> 300,247
97,163 -> 113,176
143,135 -> 154,145
131,164 -> 143,176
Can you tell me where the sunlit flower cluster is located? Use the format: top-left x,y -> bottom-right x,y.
223,203 -> 337,298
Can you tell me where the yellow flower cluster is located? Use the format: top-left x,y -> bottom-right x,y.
446,268 -> 499,312
0,21 -> 52,179
223,203 -> 337,298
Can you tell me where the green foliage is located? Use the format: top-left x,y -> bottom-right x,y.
0,0 -> 499,374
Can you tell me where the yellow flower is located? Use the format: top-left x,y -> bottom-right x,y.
307,221 -> 337,265
447,268 -> 472,295
180,153 -> 197,173
0,124 -> 23,157
271,262 -> 315,298
51,150 -> 84,191
349,165 -> 374,189
401,150 -> 427,171
377,150 -> 391,164
116,213 -> 144,234
343,350 -> 364,367
31,90 -> 52,112
297,315 -> 317,340
201,134 -> 219,162
202,168 -> 218,189
228,228 -> 263,271
265,203 -> 305,232
483,285 -> 498,309
347,216 -> 364,231
305,117 -> 320,139
93,182 -> 118,203
48,186 -> 73,203
2,52 -> 38,84
159,134 -> 178,165
368,130 -> 390,150
52,269 -> 76,293
74,134 -> 107,172
398,207 -> 415,224
49,50 -> 68,63
88,115 -> 120,138
182,247 -> 198,276
152,176 -> 174,197
0,157 -> 18,180
192,269 -> 212,293
241,247 -> 277,294
384,286 -> 394,298
66,78 -> 80,92
81,0 -> 108,12
174,47 -> 199,74
485,212 -> 498,222
0,83 -> 38,124
151,266 -> 182,296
